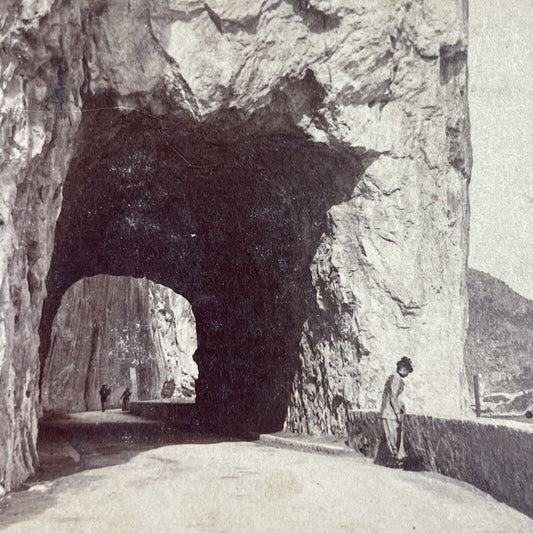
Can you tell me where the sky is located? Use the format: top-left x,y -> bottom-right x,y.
468,0 -> 533,299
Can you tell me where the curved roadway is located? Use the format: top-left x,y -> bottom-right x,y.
1,436 -> 531,532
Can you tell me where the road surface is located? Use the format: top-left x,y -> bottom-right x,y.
1,433 -> 531,532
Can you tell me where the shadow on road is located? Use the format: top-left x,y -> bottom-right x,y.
35,410 -> 256,483
0,411 -> 256,528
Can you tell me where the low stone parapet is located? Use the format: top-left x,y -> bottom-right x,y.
347,410 -> 533,518
129,400 -> 198,427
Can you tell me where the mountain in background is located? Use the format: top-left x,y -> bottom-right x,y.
465,268 -> 533,411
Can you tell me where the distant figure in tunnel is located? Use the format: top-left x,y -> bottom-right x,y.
120,387 -> 132,412
376,357 -> 414,468
161,378 -> 176,399
99,384 -> 112,412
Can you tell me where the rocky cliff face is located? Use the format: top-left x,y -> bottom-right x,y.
0,0 -> 86,491
0,0 -> 471,490
465,268 -> 533,411
41,275 -> 197,413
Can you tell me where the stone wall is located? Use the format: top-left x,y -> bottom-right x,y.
1,0 -> 471,490
347,410 -> 533,518
41,275 -> 197,413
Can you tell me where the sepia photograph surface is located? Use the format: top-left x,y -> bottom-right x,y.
0,0 -> 532,531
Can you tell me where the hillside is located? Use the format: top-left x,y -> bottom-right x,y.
465,268 -> 533,400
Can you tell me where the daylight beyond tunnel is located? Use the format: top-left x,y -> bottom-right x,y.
42,275 -> 198,413
39,101 -> 368,432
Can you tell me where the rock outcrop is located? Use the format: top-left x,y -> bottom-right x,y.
0,0 -> 471,490
1,0 -> 86,491
41,275 -> 197,413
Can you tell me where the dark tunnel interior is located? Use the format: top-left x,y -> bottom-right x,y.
39,95 -> 370,432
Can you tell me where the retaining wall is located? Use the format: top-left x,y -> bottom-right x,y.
347,410 -> 533,518
129,401 -> 198,426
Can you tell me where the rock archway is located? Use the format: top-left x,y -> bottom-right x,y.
1,0 -> 471,490
38,102 -> 368,431
41,275 -> 198,413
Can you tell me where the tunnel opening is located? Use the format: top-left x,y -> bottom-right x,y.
41,275 -> 198,415
38,94 -> 370,433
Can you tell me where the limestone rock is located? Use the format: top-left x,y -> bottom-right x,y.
0,0 -> 471,489
41,275 -> 198,412
0,0 -> 85,491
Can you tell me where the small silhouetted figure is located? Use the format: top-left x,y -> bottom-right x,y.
161,378 -> 176,399
377,356 -> 414,468
120,387 -> 132,412
99,384 -> 111,412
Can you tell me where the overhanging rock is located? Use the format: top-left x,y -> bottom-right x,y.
0,0 -> 471,490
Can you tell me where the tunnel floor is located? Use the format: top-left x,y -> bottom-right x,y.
1,422 -> 531,532
20,409 -> 232,486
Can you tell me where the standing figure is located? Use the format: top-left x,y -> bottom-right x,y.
99,384 -> 111,412
161,378 -> 176,399
378,356 -> 414,467
120,387 -> 132,412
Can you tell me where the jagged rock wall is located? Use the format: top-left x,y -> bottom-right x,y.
0,0 -> 86,491
0,0 -> 471,490
284,1 -> 472,432
41,275 -> 197,413
149,279 -> 198,399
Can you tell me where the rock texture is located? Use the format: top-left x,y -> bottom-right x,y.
0,0 -> 86,491
0,0 -> 471,490
41,275 -> 197,413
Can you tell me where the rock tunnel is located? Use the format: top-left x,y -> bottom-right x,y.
1,0 -> 471,491
38,95 -> 369,432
